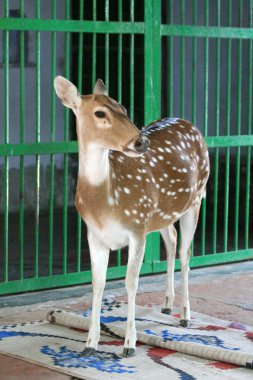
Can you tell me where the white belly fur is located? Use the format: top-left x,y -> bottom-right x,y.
86,218 -> 129,250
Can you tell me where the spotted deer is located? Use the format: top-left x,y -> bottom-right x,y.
54,76 -> 210,357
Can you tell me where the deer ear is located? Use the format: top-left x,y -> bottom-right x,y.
93,79 -> 108,96
54,76 -> 82,110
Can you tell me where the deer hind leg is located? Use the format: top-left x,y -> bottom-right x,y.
160,225 -> 177,315
123,236 -> 146,358
81,229 -> 109,357
179,204 -> 200,327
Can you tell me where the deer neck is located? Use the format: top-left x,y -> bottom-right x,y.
78,142 -> 110,187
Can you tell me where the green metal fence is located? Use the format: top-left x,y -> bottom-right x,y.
0,0 -> 252,295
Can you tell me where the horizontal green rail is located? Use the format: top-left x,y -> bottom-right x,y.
1,20 -> 253,41
161,25 -> 253,39
0,18 -> 144,34
0,141 -> 78,156
205,135 -> 253,148
0,262 -> 153,295
0,250 -> 252,296
0,135 -> 252,157
153,249 -> 253,273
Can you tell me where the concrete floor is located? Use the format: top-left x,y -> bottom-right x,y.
0,260 -> 253,379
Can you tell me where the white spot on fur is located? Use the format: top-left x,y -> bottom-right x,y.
117,156 -> 125,163
78,195 -> 83,205
108,196 -> 115,205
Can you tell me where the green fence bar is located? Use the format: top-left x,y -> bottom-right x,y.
0,18 -> 145,34
92,0 -> 97,86
105,0 -> 109,90
4,0 -> 9,283
212,0 -> 221,254
190,0 -> 197,257
180,0 -> 185,118
223,1 -> 232,253
1,135 -> 252,158
76,0 -> 84,273
191,0 -> 197,125
161,25 -> 253,40
245,0 -> 253,249
63,0 -> 70,274
2,17 -> 253,40
117,250 -> 121,267
152,0 -> 161,118
129,0 -> 135,120
19,0 -> 25,280
144,0 -> 154,125
117,0 -> 122,104
201,0 -> 209,257
168,0 -> 173,116
234,1 -> 243,251
78,0 -> 83,277
35,0 -> 41,278
78,0 -> 84,91
144,0 -> 161,265
49,0 -> 57,276
116,0 -> 123,269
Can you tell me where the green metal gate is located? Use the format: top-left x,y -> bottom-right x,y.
0,0 -> 252,295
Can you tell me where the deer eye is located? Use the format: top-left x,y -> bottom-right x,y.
94,110 -> 106,118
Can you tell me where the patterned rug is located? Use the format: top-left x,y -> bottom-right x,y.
0,300 -> 253,380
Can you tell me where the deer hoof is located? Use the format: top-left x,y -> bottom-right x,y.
122,348 -> 136,358
81,347 -> 97,357
161,308 -> 172,315
180,319 -> 191,328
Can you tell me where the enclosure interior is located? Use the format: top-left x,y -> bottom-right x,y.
0,0 -> 252,294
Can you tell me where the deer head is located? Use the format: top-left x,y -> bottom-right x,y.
54,76 -> 150,157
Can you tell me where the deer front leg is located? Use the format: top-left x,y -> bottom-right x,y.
123,236 -> 146,358
81,229 -> 109,356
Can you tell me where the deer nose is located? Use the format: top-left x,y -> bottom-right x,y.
134,136 -> 150,153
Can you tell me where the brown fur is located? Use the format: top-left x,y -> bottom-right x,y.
76,118 -> 209,238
